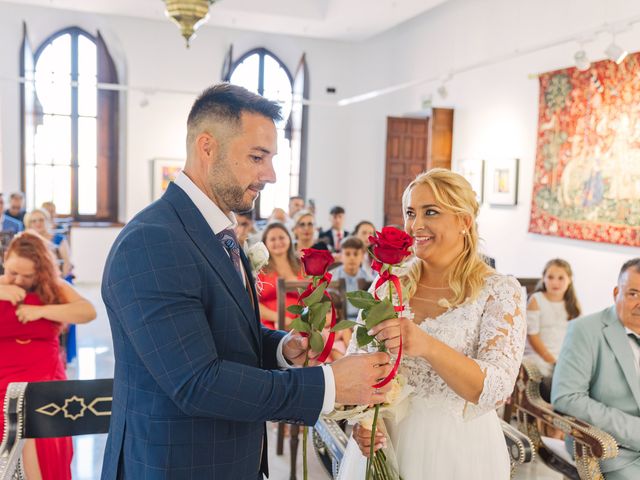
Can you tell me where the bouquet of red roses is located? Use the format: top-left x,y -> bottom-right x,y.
286,248 -> 338,479
330,226 -> 413,480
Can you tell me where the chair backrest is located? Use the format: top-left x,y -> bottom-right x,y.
0,379 -> 113,480
516,277 -> 540,299
512,360 -> 618,479
276,278 -> 348,331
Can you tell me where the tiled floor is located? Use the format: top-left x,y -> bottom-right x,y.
67,283 -> 563,479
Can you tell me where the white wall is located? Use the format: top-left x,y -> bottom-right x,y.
1,0 -> 639,308
342,0 -> 640,313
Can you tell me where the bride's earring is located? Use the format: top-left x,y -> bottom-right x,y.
460,229 -> 466,235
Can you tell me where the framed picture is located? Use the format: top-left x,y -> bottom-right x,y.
151,158 -> 183,201
485,158 -> 519,206
456,159 -> 484,203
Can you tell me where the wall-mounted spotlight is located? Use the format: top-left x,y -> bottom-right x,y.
436,84 -> 448,99
604,36 -> 628,64
574,50 -> 590,71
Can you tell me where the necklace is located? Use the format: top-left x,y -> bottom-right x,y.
417,283 -> 450,289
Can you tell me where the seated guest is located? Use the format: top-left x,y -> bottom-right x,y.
267,207 -> 287,225
235,211 -> 259,250
330,236 -> 373,320
292,209 -> 329,255
286,195 -> 305,230
319,206 -> 348,252
552,258 -> 640,479
525,259 -> 581,400
256,223 -> 303,329
0,193 -> 23,233
24,209 -> 73,280
5,191 -> 26,223
0,232 -> 96,480
352,220 -> 376,276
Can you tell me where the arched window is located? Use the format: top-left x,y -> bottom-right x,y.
229,48 -> 307,219
21,25 -> 119,221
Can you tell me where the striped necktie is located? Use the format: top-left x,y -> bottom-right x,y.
216,228 -> 243,282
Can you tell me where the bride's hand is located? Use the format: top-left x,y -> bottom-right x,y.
353,423 -> 386,458
368,316 -> 428,357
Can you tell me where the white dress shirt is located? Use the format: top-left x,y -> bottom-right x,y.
625,327 -> 640,376
173,172 -> 335,414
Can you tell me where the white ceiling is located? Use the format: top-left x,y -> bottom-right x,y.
6,0 -> 449,41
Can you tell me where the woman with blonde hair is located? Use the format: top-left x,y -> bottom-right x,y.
338,168 -> 526,479
0,232 -> 96,479
24,208 -> 73,280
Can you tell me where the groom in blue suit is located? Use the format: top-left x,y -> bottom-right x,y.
101,84 -> 390,479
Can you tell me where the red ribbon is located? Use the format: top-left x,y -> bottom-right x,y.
373,337 -> 402,388
371,267 -> 404,387
297,272 -> 336,363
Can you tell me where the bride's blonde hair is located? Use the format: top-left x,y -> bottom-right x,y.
398,168 -> 491,307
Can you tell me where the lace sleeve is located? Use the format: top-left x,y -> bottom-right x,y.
464,275 -> 526,420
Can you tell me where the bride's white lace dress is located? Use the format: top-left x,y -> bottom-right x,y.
337,273 -> 526,480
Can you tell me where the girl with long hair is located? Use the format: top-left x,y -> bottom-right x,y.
525,259 -> 581,398
339,168 -> 526,479
0,232 -> 96,480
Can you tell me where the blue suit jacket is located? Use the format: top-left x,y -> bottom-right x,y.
101,183 -> 325,479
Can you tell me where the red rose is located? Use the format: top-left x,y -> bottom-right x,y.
369,226 -> 413,265
301,248 -> 334,276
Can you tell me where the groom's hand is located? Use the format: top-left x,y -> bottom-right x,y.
331,352 -> 392,405
282,332 -> 320,367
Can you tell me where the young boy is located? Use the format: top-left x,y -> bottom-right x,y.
331,236 -> 374,320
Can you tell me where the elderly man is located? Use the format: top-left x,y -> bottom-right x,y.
552,258 -> 640,479
101,84 -> 391,479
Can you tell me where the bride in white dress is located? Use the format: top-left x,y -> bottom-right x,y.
337,169 -> 526,480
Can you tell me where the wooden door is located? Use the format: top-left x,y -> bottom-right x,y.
384,117 -> 429,226
383,109 -> 453,226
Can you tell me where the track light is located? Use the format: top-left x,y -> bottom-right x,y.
605,38 -> 627,64
436,84 -> 448,99
574,50 -> 590,71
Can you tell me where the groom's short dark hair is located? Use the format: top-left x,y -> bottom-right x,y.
188,84 -> 282,130
186,83 -> 282,154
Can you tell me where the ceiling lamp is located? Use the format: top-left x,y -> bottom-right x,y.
574,50 -> 590,71
604,36 -> 628,64
164,0 -> 216,47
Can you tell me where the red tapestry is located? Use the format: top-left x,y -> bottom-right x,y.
529,54 -> 640,247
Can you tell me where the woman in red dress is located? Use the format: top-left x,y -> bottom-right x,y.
257,222 -> 303,329
0,232 -> 96,480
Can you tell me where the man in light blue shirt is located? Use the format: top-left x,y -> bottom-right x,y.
0,194 -> 23,233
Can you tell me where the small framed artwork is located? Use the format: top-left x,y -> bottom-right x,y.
456,159 -> 485,203
151,158 -> 183,200
485,158 -> 519,206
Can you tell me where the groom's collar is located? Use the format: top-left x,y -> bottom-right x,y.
173,171 -> 236,235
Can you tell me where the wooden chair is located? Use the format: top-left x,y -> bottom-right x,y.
512,360 -> 619,479
516,277 -> 540,299
0,378 -> 112,480
275,277 -> 347,480
311,417 -> 534,479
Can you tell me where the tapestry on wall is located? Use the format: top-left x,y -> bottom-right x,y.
529,53 -> 640,247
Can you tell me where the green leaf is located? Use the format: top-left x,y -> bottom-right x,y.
289,317 -> 310,333
356,326 -> 375,347
302,282 -> 327,306
364,299 -> 396,330
346,290 -> 377,309
309,301 -> 332,331
331,320 -> 358,332
310,331 -> 324,353
286,304 -> 305,315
